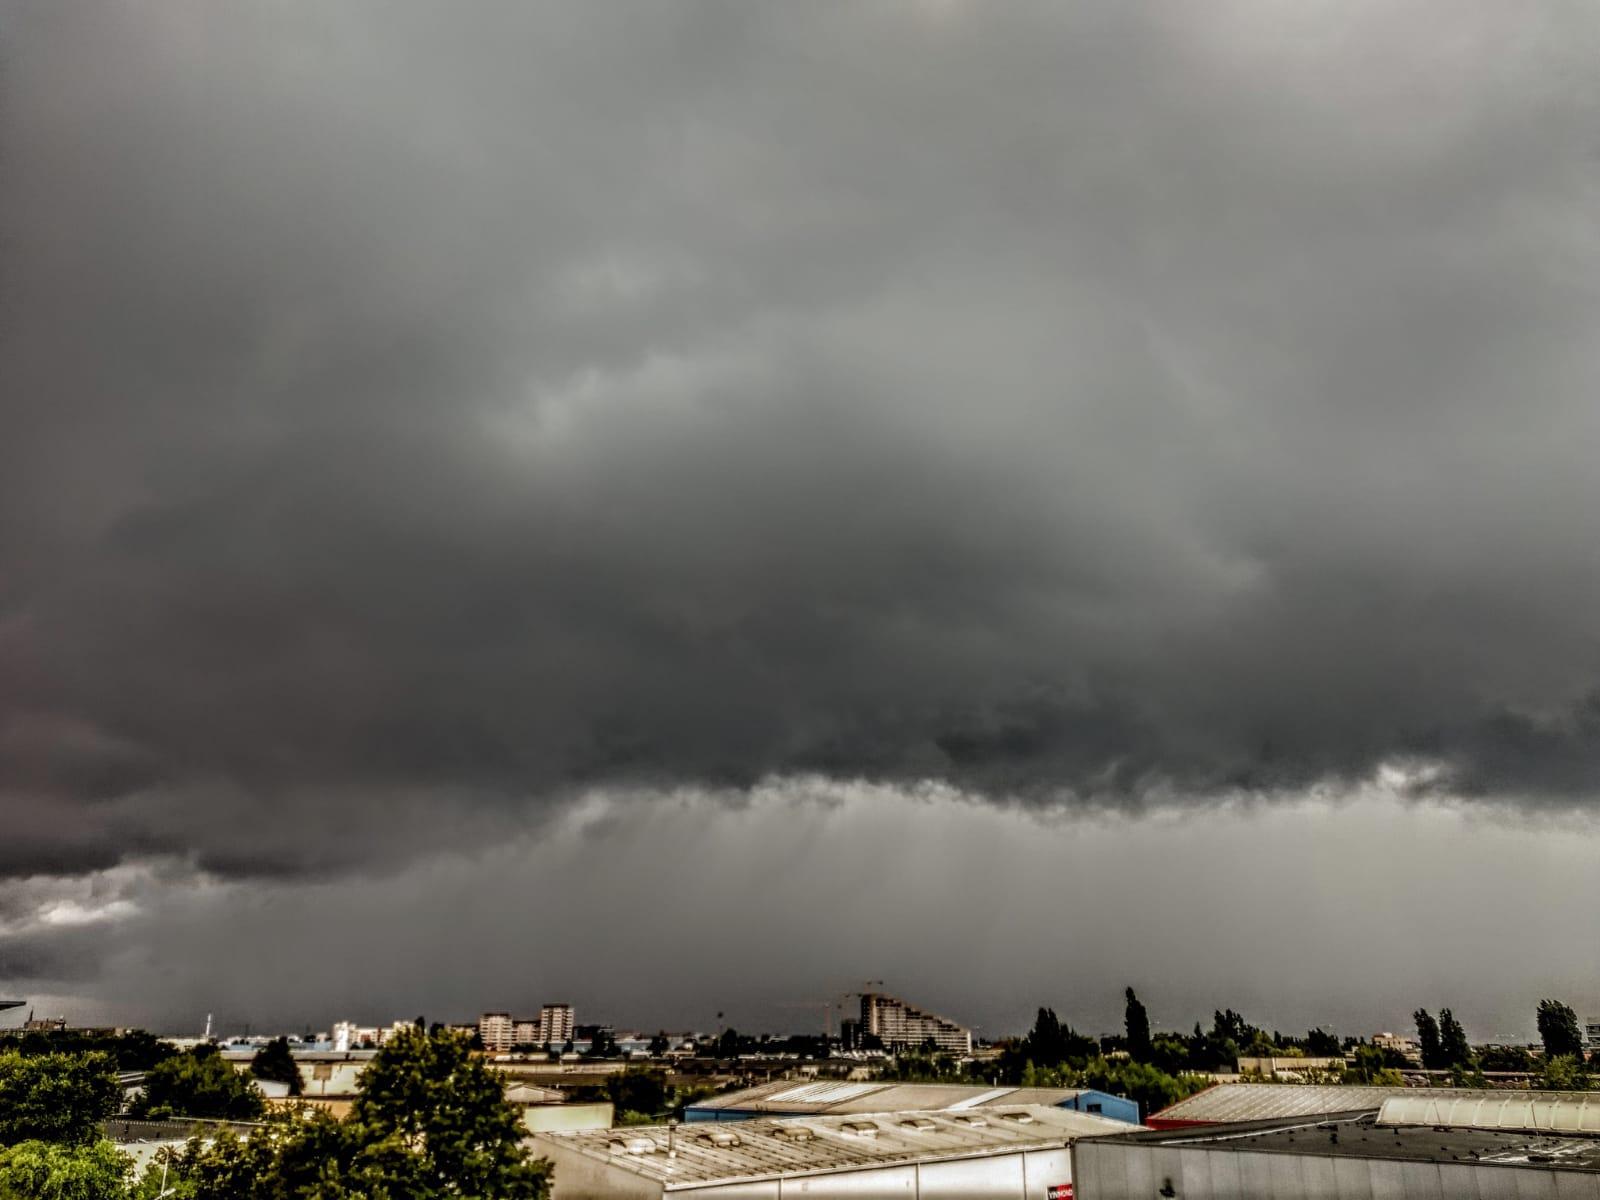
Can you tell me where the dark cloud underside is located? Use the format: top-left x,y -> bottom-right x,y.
4,0 -> 1600,892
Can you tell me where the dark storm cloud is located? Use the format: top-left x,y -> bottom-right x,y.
4,0 -> 1600,887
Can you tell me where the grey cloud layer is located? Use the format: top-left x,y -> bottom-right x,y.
9,789 -> 1600,1041
5,0 -> 1600,884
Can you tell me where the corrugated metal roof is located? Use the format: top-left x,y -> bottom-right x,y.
1379,1091 -> 1600,1135
1149,1084 -> 1402,1123
1092,1115 -> 1600,1173
1146,1083 -> 1531,1124
531,1105 -> 1134,1189
689,1080 -> 1092,1115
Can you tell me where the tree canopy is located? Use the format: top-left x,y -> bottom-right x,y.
0,1050 -> 121,1147
1123,989 -> 1152,1062
1413,1009 -> 1443,1070
1538,1000 -> 1585,1061
133,1045 -> 265,1121
159,1027 -> 550,1199
0,1139 -> 130,1200
1438,1009 -> 1473,1069
248,1038 -> 301,1097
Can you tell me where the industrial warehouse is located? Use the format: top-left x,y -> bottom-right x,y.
1072,1100 -> 1600,1200
530,1105 -> 1130,1199
533,1082 -> 1600,1200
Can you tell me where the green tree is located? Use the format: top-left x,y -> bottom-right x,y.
606,1069 -> 668,1122
1438,1009 -> 1472,1069
1538,1054 -> 1591,1092
1075,1058 -> 1208,1122
0,1139 -> 130,1200
1210,1010 -> 1258,1049
1148,1036 -> 1190,1077
1414,1009 -> 1443,1070
348,1026 -> 548,1198
0,1051 -> 121,1147
1304,1029 -> 1342,1058
160,1029 -> 550,1199
1538,1000 -> 1585,1061
15,1029 -> 175,1072
248,1037 -> 301,1097
133,1046 -> 264,1121
1342,1045 -> 1404,1086
150,1120 -> 294,1200
648,1032 -> 670,1057
1479,1045 -> 1535,1073
1191,1009 -> 1258,1071
1124,988 -> 1152,1062
1002,1008 -> 1097,1079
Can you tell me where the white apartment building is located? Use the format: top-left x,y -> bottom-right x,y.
480,1005 -> 575,1051
861,992 -> 972,1055
332,1021 -> 384,1052
540,1003 -> 576,1046
480,1012 -> 515,1052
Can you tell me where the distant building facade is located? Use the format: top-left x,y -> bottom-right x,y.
540,1004 -> 576,1046
860,992 -> 972,1055
1373,1031 -> 1422,1064
481,1005 -> 576,1052
479,1012 -> 514,1052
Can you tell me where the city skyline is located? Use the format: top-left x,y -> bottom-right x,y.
6,2 -> 1600,1035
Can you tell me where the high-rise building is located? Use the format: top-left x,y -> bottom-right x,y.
332,1021 -> 383,1051
479,1012 -> 514,1052
860,992 -> 972,1055
539,1003 -> 575,1046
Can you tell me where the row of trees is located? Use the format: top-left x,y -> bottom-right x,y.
1412,1008 -> 1472,1071
5,1030 -> 312,1122
0,1027 -> 551,1199
1118,988 -> 1598,1086
970,988 -> 1600,1099
1406,999 -> 1594,1089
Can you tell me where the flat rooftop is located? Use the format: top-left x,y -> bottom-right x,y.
533,1104 -> 1133,1189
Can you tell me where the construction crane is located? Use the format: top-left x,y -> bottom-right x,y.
839,980 -> 885,1022
782,982 -> 888,1044
778,1000 -> 835,1039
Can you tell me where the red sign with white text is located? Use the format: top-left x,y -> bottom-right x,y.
1047,1185 -> 1073,1200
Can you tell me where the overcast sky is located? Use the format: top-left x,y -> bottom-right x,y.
3,0 -> 1600,1041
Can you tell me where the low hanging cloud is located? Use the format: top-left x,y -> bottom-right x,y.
4,0 -> 1600,896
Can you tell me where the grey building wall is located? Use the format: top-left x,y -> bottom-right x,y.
1072,1141 -> 1600,1200
537,1142 -> 665,1200
543,1146 -> 1077,1200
